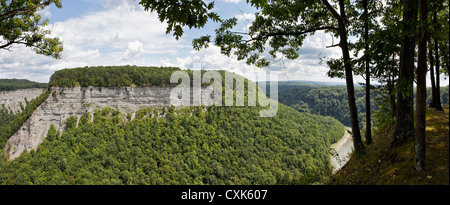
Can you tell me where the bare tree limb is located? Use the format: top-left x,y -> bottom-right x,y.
326,43 -> 340,48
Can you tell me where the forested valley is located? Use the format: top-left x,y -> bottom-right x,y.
276,83 -> 449,128
0,66 -> 346,185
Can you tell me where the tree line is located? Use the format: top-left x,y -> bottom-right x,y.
0,79 -> 48,91
49,66 -> 180,88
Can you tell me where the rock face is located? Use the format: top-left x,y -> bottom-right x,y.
0,88 -> 46,114
330,127 -> 354,173
5,86 -> 214,160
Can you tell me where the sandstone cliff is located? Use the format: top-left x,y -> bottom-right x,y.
5,86 -> 190,160
0,88 -> 46,114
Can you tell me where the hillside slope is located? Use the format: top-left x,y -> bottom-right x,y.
0,104 -> 344,185
328,107 -> 449,185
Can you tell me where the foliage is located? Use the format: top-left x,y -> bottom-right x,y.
0,104 -> 344,185
49,66 -> 181,88
0,0 -> 63,58
277,83 -> 449,128
0,89 -> 50,150
0,79 -> 48,91
139,0 -> 221,40
277,85 -> 376,128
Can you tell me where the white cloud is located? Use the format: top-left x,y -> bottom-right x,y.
121,40 -> 144,60
235,13 -> 255,21
162,31 -> 355,84
0,0 -> 186,82
222,0 -> 242,3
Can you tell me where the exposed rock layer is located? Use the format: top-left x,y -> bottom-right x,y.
0,89 -> 45,114
5,86 -> 203,160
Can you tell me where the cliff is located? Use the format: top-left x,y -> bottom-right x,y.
0,88 -> 46,114
5,86 -> 209,160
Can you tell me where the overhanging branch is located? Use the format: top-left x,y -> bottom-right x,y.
326,43 -> 340,48
243,26 -> 338,43
320,0 -> 341,21
0,39 -> 29,50
0,4 -> 42,22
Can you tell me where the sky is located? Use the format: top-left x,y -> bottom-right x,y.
0,0 -> 448,86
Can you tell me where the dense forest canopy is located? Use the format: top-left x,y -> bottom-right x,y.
0,104 -> 344,185
277,84 -> 449,127
0,79 -> 48,91
49,66 -> 181,88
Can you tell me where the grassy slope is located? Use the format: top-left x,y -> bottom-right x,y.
328,106 -> 449,185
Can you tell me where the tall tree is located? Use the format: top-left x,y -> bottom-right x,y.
429,38 -> 437,108
368,0 -> 402,119
391,0 -> 418,147
140,0 -> 366,153
363,0 -> 372,145
415,0 -> 428,171
0,0 -> 63,58
433,10 -> 444,111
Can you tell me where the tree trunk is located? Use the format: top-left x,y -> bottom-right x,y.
434,10 -> 443,111
364,0 -> 372,145
389,54 -> 397,118
391,0 -> 417,148
415,0 -> 428,171
338,0 -> 365,153
429,38 -> 437,108
388,73 -> 397,118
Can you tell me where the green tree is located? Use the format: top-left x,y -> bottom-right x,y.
415,0 -> 429,171
429,0 -> 445,111
46,124 -> 58,141
140,0 -> 366,153
367,0 -> 402,118
391,0 -> 418,147
351,0 -> 381,145
0,0 -> 63,58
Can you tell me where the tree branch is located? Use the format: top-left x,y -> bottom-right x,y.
0,39 -> 29,50
244,26 -> 338,43
320,0 -> 341,21
326,43 -> 340,48
0,41 -> 15,50
0,4 -> 42,22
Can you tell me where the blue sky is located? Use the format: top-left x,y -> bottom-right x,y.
0,0 -> 448,86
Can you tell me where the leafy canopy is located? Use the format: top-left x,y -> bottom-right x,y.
0,104 -> 345,185
0,0 -> 63,58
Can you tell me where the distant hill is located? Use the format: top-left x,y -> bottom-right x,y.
278,80 -> 348,87
0,79 -> 48,91
272,83 -> 448,127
